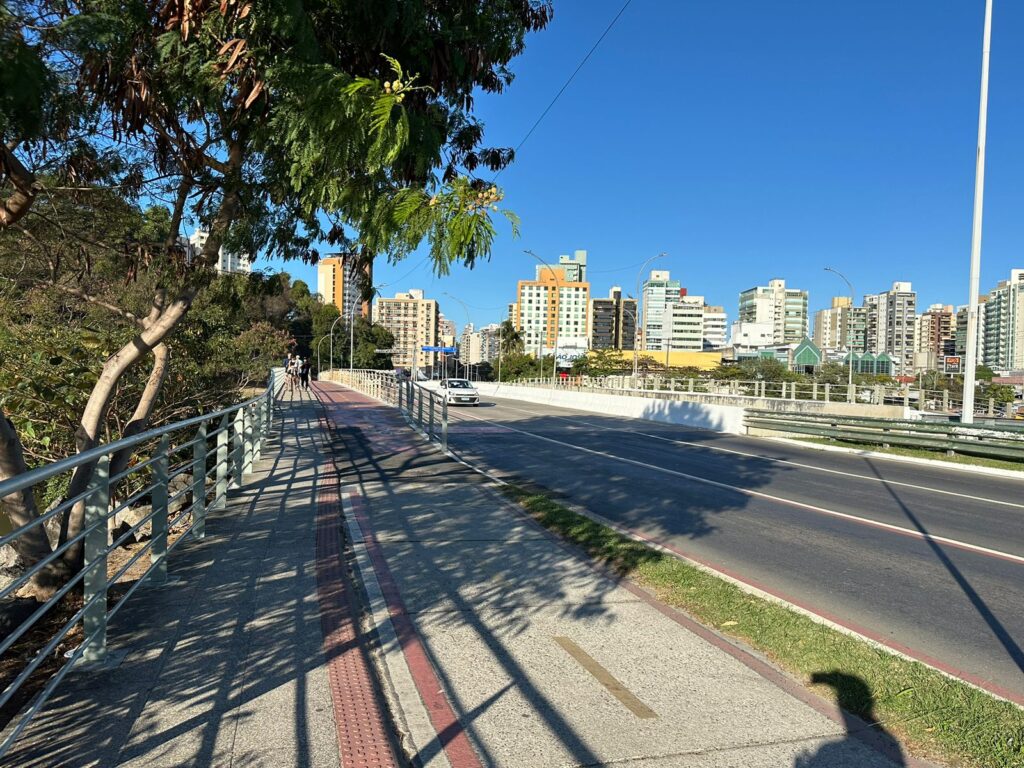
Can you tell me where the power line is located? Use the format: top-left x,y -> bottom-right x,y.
497,0 -> 635,179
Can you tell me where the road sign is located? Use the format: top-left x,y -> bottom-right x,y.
421,346 -> 457,353
374,349 -> 400,354
943,355 -> 964,374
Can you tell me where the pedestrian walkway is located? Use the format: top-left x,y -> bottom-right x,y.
1,387 -> 396,768
314,381 -> 922,768
1,382 -> 929,767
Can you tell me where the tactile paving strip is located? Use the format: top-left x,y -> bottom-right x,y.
315,450 -> 400,768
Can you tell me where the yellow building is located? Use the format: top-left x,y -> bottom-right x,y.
316,254 -> 368,319
593,349 -> 720,371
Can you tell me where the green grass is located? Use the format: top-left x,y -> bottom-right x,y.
796,437 -> 1024,472
503,485 -> 1024,768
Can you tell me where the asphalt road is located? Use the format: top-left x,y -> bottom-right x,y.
442,394 -> 1024,705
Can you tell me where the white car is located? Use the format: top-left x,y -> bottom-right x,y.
439,378 -> 480,406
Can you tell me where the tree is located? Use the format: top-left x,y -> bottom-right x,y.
1,1 -> 554,592
499,319 -> 523,356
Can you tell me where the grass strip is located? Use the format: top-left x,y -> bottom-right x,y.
503,485 -> 1024,768
796,437 -> 1024,472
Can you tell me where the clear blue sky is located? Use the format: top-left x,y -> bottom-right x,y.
257,0 -> 1024,333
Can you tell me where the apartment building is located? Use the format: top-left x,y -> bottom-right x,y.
515,261 -> 590,358
589,286 -> 637,350
916,304 -> 956,360
317,253 -> 368,320
188,230 -> 251,275
981,269 -> 1024,371
641,270 -> 682,351
863,282 -> 917,376
702,305 -> 728,349
737,278 -> 808,345
372,288 -> 439,370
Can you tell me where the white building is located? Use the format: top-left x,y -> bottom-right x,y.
515,259 -> 590,361
188,230 -> 251,274
641,270 -> 682,352
737,278 -> 808,345
702,305 -> 728,349
729,321 -> 774,352
981,269 -> 1024,372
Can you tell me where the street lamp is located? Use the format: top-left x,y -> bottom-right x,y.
633,253 -> 668,378
824,266 -> 855,401
524,250 -> 560,381
327,313 -> 344,372
443,292 -> 476,381
348,301 -> 358,372
962,0 -> 994,425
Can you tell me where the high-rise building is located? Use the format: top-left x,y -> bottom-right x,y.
665,296 -> 706,352
863,282 -> 916,376
702,305 -> 728,349
589,286 -> 637,350
641,270 -> 683,351
813,296 -> 851,348
188,230 -> 251,274
558,250 -> 588,282
515,261 -> 590,359
479,323 -> 502,362
981,269 -> 1024,371
916,304 -> 956,359
737,279 -> 808,345
438,314 -> 457,345
955,302 -> 987,363
372,289 -> 439,370
317,254 -> 366,320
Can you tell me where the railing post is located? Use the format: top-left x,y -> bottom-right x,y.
243,404 -> 254,475
232,409 -> 244,487
441,397 -> 449,453
82,456 -> 110,662
417,385 -> 424,428
192,421 -> 207,539
989,397 -> 995,417
150,435 -> 170,585
216,414 -> 230,509
903,389 -> 910,408
824,383 -> 831,402
252,401 -> 263,464
812,382 -> 819,401
428,392 -> 435,437
943,390 -> 950,412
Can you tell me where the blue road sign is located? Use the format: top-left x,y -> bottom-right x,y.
421,346 -> 457,353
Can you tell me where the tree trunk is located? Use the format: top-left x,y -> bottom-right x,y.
0,145 -> 40,229
108,343 -> 170,483
58,293 -> 195,572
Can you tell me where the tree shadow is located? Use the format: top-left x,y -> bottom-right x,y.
794,671 -> 905,767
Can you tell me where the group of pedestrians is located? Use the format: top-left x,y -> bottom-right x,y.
284,353 -> 311,393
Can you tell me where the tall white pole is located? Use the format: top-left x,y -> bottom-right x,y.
962,0 -> 993,425
328,313 -> 343,372
348,303 -> 356,371
633,253 -> 667,378
824,267 -> 855,399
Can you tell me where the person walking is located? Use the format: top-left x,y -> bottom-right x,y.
300,357 -> 311,391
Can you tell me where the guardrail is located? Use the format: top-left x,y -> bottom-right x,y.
744,409 -> 1024,461
326,370 -> 449,452
0,370 -> 280,755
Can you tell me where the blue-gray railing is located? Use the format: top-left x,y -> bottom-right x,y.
0,369 -> 281,755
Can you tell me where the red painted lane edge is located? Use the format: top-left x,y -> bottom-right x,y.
313,426 -> 400,768
314,383 -> 484,768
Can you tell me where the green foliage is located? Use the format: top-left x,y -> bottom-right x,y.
572,349 -> 630,377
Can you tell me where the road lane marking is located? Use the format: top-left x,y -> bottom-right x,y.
552,637 -> 657,719
448,407 -> 1024,567
471,399 -> 1024,511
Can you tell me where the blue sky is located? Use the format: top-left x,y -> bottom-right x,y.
257,1 -> 1024,332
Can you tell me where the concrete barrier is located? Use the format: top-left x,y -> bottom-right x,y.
474,383 -> 748,434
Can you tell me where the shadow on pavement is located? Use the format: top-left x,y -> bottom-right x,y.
794,672 -> 905,767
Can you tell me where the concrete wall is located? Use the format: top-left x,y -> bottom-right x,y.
474,383 -> 748,434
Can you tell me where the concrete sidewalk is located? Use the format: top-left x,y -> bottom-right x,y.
316,381 -> 919,768
2,388 -> 398,768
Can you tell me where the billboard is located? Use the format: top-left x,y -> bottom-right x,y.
943,355 -> 963,374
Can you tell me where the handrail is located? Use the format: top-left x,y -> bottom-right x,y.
0,368 -> 281,757
0,374 -> 283,499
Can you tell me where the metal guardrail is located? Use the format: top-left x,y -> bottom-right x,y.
0,370 -> 280,755
328,370 -> 449,453
744,409 -> 1024,461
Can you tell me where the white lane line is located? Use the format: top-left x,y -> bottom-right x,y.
449,407 -> 1024,567
473,399 -> 1024,511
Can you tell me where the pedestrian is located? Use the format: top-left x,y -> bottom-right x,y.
286,354 -> 298,393
300,357 -> 311,390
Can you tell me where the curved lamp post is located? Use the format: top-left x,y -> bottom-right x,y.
443,292 -> 474,380
633,253 -> 668,378
525,250 -> 560,381
824,266 -> 855,401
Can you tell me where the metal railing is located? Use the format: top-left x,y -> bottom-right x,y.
505,375 -> 1020,416
327,370 -> 449,452
0,370 -> 280,755
744,409 -> 1024,461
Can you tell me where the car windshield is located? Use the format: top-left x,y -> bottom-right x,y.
446,379 -> 473,389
